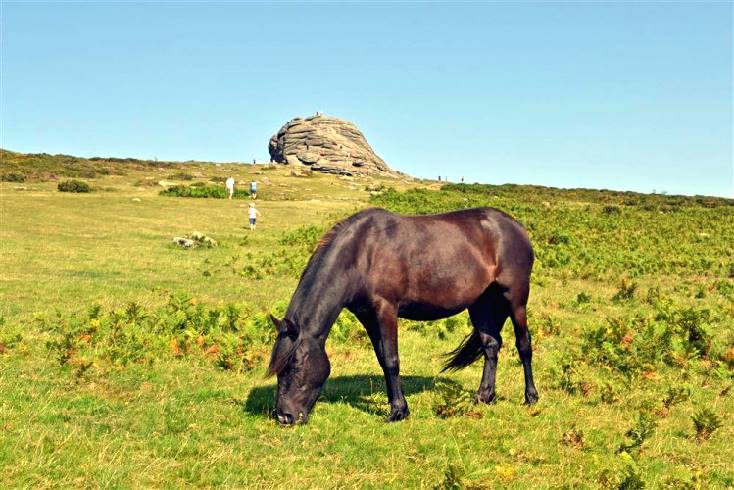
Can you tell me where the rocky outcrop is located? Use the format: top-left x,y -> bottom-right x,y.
268,114 -> 393,175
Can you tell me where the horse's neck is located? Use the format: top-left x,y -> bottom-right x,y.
287,274 -> 347,343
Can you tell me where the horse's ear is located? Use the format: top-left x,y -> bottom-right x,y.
269,314 -> 284,333
270,315 -> 298,337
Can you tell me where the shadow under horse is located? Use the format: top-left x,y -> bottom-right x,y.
244,374 -> 461,419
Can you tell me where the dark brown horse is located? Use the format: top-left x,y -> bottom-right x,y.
267,207 -> 538,424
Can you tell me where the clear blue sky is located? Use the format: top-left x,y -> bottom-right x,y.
2,2 -> 732,197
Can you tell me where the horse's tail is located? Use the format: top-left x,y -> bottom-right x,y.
442,330 -> 483,371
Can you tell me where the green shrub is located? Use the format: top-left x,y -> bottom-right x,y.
692,408 -> 722,442
561,426 -> 585,449
435,463 -> 466,490
612,279 -> 638,302
539,314 -> 561,336
575,292 -> 592,305
169,172 -> 194,180
655,305 -> 713,358
278,224 -> 324,248
661,385 -> 690,410
39,294 -> 284,371
58,179 -> 91,193
370,185 -> 734,279
598,453 -> 646,490
403,314 -> 467,340
552,352 -> 590,394
618,411 -> 657,454
160,184 -> 248,199
432,381 -> 475,418
1,172 -> 26,182
0,317 -> 22,355
548,230 -> 573,245
330,311 -> 369,344
582,301 -> 720,376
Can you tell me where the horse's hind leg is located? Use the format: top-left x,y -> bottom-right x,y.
501,278 -> 539,405
510,301 -> 539,404
468,289 -> 510,404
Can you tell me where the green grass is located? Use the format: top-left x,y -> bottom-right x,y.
1,153 -> 732,488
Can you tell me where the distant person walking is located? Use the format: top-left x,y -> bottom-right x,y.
225,176 -> 235,199
248,203 -> 262,230
250,179 -> 258,199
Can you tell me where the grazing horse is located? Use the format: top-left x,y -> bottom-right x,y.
267,207 -> 538,424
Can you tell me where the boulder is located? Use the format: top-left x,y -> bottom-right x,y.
268,114 -> 394,175
296,151 -> 320,165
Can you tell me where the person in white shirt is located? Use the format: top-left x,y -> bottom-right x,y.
248,203 -> 262,230
225,176 -> 235,199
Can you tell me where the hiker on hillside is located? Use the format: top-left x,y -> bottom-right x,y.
250,179 -> 258,199
225,176 -> 235,199
248,203 -> 262,231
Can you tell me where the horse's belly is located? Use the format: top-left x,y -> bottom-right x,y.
397,302 -> 466,321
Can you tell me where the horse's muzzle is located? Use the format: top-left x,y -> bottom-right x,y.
276,411 -> 308,425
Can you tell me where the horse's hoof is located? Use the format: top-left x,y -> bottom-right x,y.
386,407 -> 410,422
524,392 -> 539,405
473,392 -> 496,404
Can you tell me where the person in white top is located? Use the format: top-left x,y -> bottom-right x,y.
225,176 -> 235,199
248,203 -> 262,230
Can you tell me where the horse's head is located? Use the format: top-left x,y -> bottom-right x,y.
267,315 -> 330,425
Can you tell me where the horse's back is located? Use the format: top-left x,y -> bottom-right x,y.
341,207 -> 532,317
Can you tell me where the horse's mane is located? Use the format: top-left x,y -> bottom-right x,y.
298,214 -> 356,282
265,215 -> 356,377
266,335 -> 300,377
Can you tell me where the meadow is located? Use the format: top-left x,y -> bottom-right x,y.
1,151 -> 733,488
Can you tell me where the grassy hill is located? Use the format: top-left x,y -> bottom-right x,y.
1,150 -> 732,488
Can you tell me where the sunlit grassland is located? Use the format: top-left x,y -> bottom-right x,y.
0,158 -> 733,488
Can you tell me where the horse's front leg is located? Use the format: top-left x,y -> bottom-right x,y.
354,302 -> 409,422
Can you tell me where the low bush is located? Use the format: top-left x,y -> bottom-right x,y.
432,380 -> 476,418
552,352 -> 591,395
160,184 -> 248,199
169,172 -> 194,180
330,311 -> 369,345
403,315 -> 466,340
582,299 -> 721,377
1,172 -> 26,182
58,179 -> 91,193
618,411 -> 657,454
692,408 -> 723,442
561,426 -> 585,449
612,278 -> 638,302
134,178 -> 159,187
40,294 -> 284,372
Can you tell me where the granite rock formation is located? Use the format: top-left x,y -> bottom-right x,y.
268,114 -> 392,175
